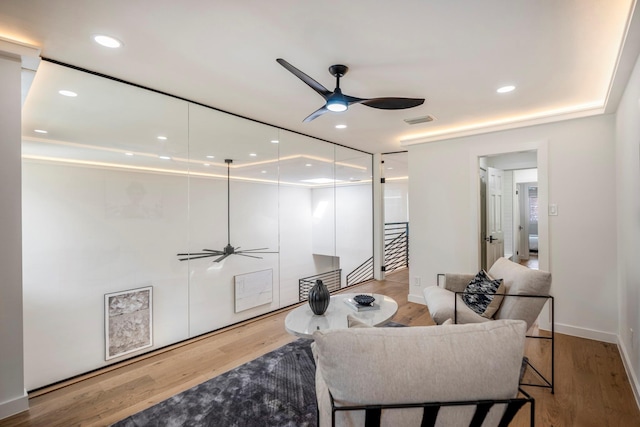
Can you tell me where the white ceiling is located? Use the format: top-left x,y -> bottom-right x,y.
1,0 -> 638,154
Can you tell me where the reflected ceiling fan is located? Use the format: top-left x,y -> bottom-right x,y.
276,58 -> 425,122
177,159 -> 277,263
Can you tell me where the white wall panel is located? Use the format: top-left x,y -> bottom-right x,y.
409,114 -> 618,340
615,51 -> 640,398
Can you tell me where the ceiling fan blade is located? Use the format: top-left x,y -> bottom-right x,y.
214,254 -> 231,263
202,249 -> 224,253
177,251 -> 220,256
359,97 -> 425,110
178,253 -> 218,261
345,94 -> 366,105
237,247 -> 268,252
303,105 -> 330,122
277,58 -> 332,99
236,253 -> 263,259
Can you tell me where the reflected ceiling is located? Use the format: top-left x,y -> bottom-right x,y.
21,61 -> 376,185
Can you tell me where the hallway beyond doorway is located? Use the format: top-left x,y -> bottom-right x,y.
519,253 -> 539,270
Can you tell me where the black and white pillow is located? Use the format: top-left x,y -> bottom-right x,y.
462,270 -> 505,318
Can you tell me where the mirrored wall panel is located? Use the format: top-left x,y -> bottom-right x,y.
21,61 -> 373,389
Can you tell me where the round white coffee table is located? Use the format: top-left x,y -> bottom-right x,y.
284,293 -> 398,339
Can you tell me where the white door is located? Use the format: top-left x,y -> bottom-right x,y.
485,167 -> 504,269
517,183 -> 529,261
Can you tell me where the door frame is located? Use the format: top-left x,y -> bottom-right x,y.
469,140 -> 549,274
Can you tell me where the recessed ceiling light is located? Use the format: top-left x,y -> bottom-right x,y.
125,152 -> 134,156
305,163 -> 312,167
159,155 -> 171,160
204,163 -> 210,167
157,136 -> 167,140
271,140 -> 279,144
387,167 -> 394,170
249,153 -> 257,157
58,90 -> 77,97
206,155 -> 215,159
93,35 -> 122,48
34,129 -> 48,134
261,170 -> 267,174
497,85 -> 515,93
335,124 -> 347,129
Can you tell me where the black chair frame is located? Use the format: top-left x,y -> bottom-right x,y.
327,387 -> 535,427
454,291 -> 555,394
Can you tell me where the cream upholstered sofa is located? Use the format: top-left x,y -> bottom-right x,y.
312,320 -> 532,427
423,257 -> 552,329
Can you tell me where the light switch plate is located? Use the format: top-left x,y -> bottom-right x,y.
549,204 -> 558,216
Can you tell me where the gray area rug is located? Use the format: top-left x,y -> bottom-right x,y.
112,338 -> 317,427
112,321 -> 405,427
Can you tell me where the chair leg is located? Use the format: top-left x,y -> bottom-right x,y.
520,297 -> 554,393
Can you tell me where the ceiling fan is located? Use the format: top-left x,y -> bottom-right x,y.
276,58 -> 425,122
177,159 -> 277,263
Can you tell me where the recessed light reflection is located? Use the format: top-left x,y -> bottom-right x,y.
250,153 -> 257,157
497,85 -> 515,93
125,152 -> 134,156
271,140 -> 279,144
206,155 -> 215,159
261,170 -> 267,174
34,129 -> 48,134
159,155 -> 171,160
157,136 -> 167,140
305,163 -> 312,167
204,163 -> 210,167
59,90 -> 77,97
335,124 -> 347,129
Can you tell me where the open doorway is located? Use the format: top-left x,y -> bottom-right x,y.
517,180 -> 539,269
479,151 -> 540,270
381,152 -> 409,274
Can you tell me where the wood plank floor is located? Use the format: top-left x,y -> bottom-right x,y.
2,268 -> 638,426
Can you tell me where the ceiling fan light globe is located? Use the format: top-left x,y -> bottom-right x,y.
326,100 -> 348,112
326,88 -> 348,112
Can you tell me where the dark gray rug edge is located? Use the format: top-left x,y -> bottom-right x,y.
111,321 -> 406,427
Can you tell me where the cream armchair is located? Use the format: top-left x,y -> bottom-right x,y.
423,257 -> 554,392
312,320 -> 534,427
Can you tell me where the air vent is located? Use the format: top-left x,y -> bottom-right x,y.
404,115 -> 436,125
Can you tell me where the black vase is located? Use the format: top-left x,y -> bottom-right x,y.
308,279 -> 330,315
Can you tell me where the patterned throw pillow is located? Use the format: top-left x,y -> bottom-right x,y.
462,270 -> 505,318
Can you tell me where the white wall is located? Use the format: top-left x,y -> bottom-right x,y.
384,180 -> 409,223
336,184 -> 374,284
311,187 -> 335,256
514,169 -> 538,183
21,163 -> 320,389
279,185 -> 315,306
0,54 -> 28,418
312,184 -> 373,285
408,114 -> 618,342
615,50 -> 640,401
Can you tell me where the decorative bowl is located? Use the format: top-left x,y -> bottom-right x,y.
353,294 -> 375,306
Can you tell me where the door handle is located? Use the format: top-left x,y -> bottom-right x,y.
485,235 -> 497,243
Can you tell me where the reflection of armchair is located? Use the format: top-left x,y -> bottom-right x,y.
424,257 -> 554,392
313,320 -> 534,426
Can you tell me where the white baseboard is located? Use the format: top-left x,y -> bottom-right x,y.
550,322 -> 617,344
0,391 -> 28,420
618,337 -> 640,411
407,292 -> 425,305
